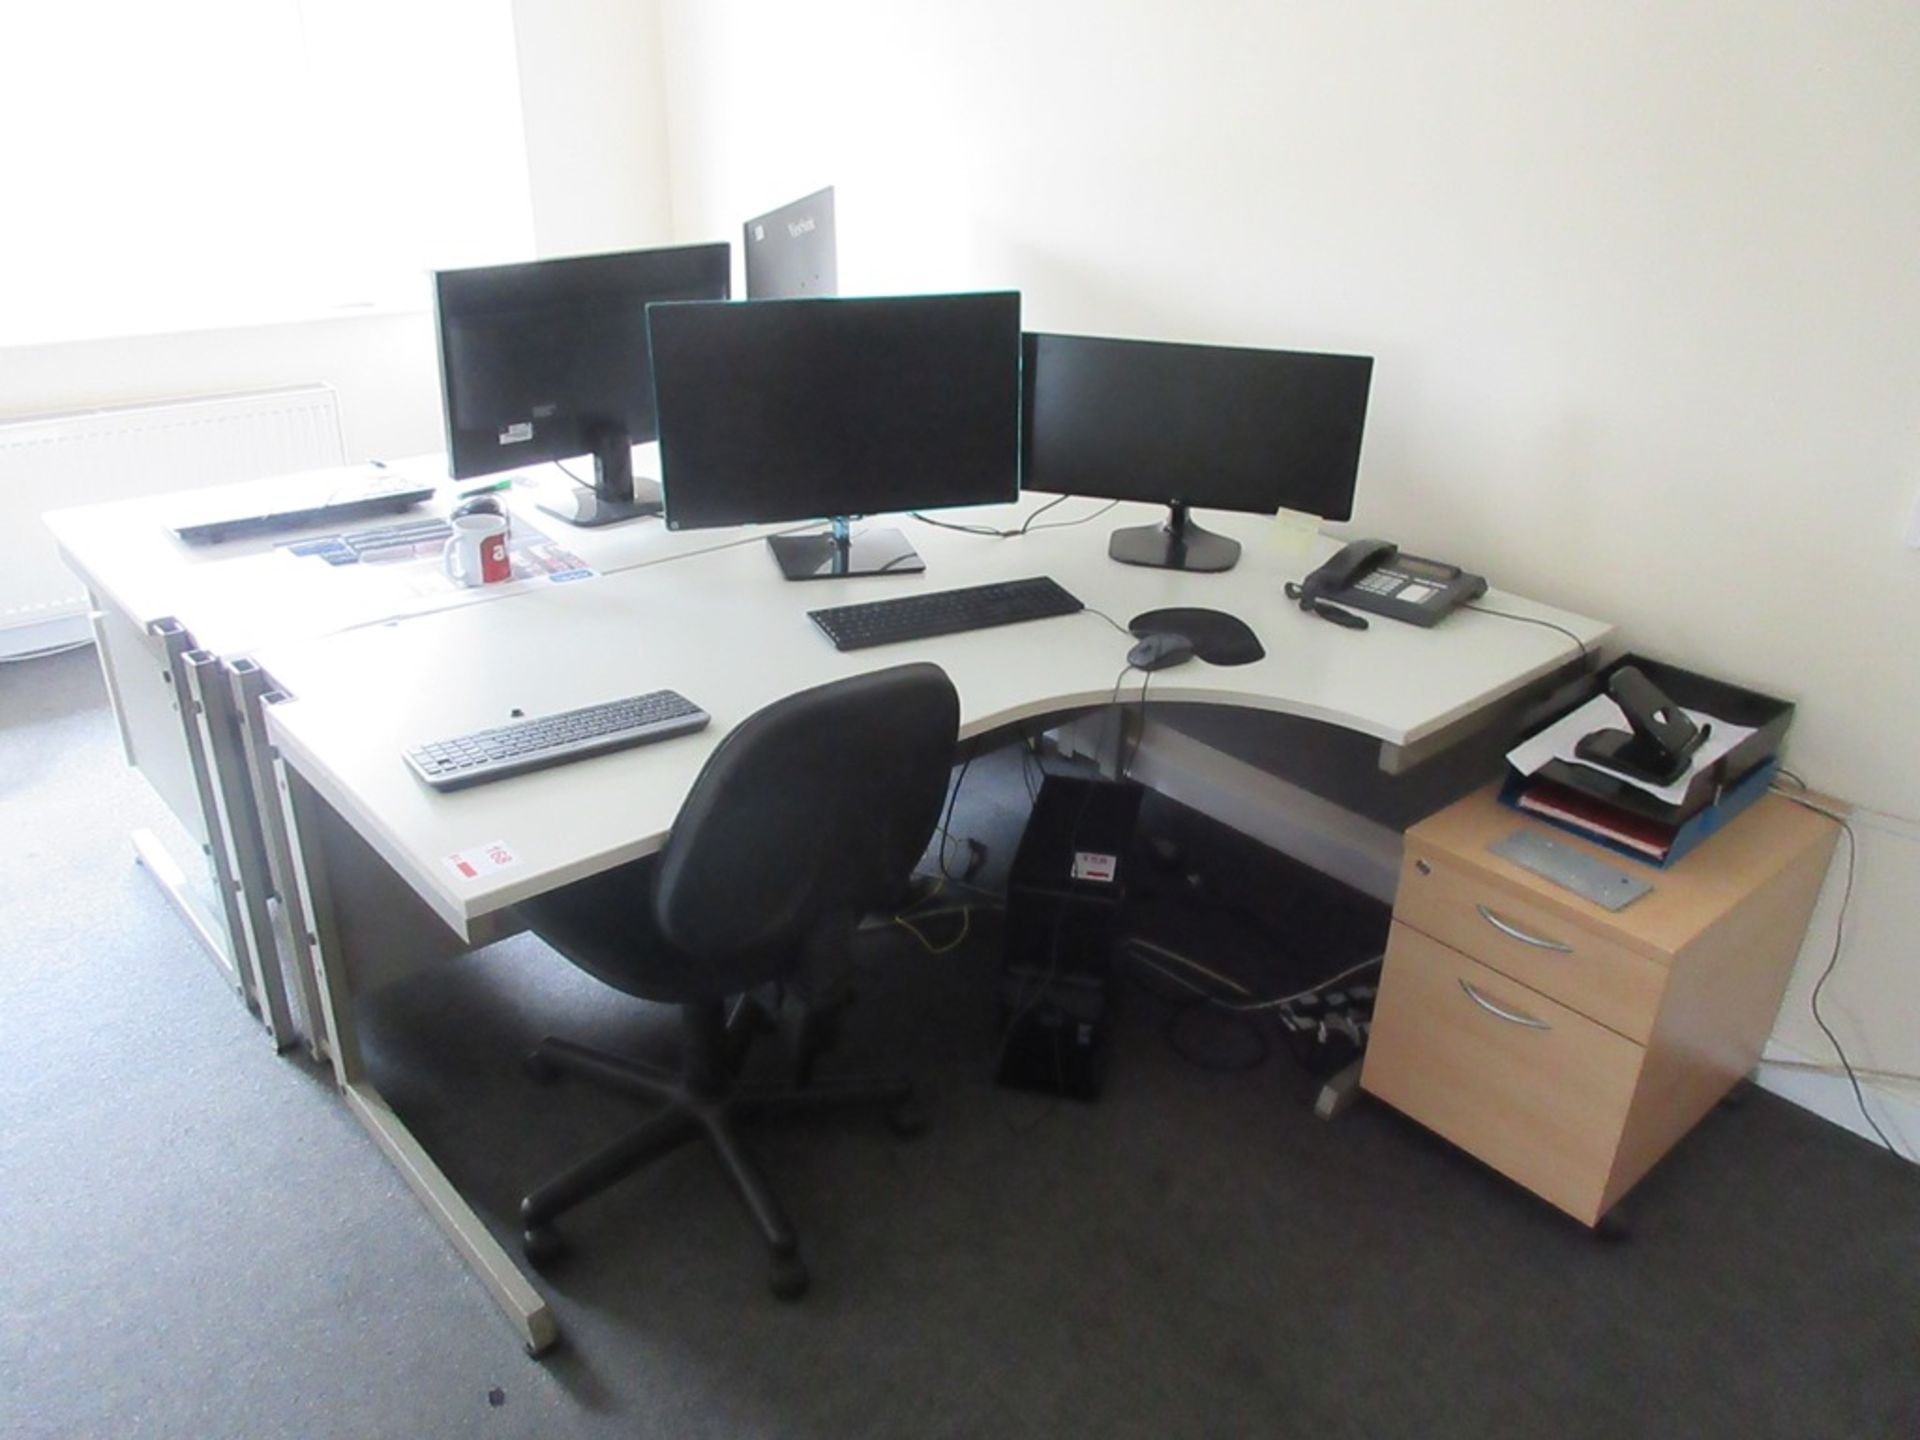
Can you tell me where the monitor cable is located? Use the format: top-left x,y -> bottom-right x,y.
909,495 -> 1120,539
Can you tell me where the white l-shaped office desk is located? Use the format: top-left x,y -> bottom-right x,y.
52,471 -> 1612,1353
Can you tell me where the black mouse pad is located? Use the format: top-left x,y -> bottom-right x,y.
1128,607 -> 1265,666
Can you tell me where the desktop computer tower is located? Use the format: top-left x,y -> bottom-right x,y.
995,775 -> 1142,1099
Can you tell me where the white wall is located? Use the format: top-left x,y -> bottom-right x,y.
659,0 -> 1920,1144
512,0 -> 673,257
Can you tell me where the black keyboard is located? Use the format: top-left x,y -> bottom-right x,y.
173,483 -> 436,544
808,576 -> 1084,651
405,690 -> 710,791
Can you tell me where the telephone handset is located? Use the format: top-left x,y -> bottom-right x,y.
1292,538 -> 1487,628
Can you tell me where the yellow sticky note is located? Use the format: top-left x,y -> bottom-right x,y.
1265,507 -> 1321,562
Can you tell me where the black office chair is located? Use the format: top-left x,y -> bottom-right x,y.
513,662 -> 961,1298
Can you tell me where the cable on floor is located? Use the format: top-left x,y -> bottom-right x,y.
890,878 -> 976,956
1116,936 -> 1384,1076
934,738 -> 985,880
1767,785 -> 1904,1159
1121,937 -> 1382,1013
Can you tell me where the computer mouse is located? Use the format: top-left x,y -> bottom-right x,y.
1127,632 -> 1196,671
451,495 -> 505,521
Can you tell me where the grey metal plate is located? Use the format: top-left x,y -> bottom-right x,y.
1490,828 -> 1655,911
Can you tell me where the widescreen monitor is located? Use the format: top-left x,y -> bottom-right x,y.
1022,332 -> 1373,571
743,186 -> 837,299
432,242 -> 731,528
648,292 -> 1021,579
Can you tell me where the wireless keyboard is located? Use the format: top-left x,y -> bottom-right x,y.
405,690 -> 710,791
173,482 -> 436,544
807,576 -> 1084,651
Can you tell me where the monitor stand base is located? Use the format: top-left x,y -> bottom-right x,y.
768,524 -> 925,580
1108,509 -> 1241,572
537,479 -> 663,529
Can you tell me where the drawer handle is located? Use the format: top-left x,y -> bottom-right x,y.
1475,904 -> 1573,953
1458,979 -> 1552,1031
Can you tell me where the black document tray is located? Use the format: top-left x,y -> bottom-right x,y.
1523,654 -> 1794,829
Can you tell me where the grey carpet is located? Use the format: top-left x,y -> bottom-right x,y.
3,647 -> 1915,1439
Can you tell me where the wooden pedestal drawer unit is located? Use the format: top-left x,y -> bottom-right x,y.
1361,785 -> 1839,1227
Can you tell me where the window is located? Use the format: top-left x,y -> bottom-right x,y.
4,0 -> 535,345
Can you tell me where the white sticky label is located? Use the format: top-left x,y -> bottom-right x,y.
445,841 -> 518,881
1264,507 -> 1321,560
1071,851 -> 1118,883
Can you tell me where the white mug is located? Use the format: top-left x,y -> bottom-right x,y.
443,513 -> 511,587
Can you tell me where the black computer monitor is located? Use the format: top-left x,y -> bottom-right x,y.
743,187 -> 837,299
648,292 -> 1022,580
1022,332 -> 1374,572
432,242 -> 732,529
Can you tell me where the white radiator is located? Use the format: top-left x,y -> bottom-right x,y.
3,386 -> 345,652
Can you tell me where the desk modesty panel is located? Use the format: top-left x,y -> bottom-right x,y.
259,499 -> 1611,937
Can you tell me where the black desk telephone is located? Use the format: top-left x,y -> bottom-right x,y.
1291,539 -> 1487,628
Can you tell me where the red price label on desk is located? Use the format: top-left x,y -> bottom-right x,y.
444,840 -> 520,881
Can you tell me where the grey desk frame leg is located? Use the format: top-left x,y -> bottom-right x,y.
272,759 -> 558,1357
229,662 -> 331,1063
185,648 -> 297,1050
142,618 -> 250,1003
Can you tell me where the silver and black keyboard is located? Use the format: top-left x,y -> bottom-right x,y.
405,690 -> 710,791
807,576 -> 1084,651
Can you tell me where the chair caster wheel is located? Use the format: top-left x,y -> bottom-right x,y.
523,1224 -> 565,1266
524,1050 -> 559,1085
885,1095 -> 928,1139
769,1252 -> 810,1300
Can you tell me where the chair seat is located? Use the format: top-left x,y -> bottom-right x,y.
512,856 -> 690,1003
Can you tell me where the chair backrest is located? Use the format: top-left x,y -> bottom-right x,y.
651,662 -> 960,993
